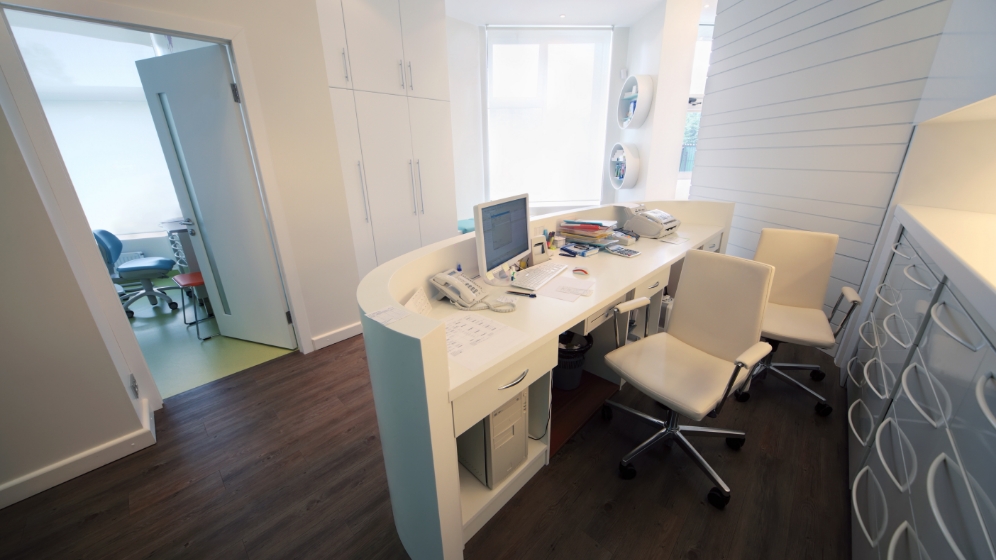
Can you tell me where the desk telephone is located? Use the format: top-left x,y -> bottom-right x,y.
621,204 -> 681,239
431,269 -> 516,313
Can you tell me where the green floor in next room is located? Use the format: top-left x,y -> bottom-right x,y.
126,278 -> 293,398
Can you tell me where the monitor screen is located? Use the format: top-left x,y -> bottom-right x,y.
480,196 -> 529,272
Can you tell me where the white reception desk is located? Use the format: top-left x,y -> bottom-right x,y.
356,201 -> 734,559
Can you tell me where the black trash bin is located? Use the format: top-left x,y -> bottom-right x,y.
552,331 -> 594,391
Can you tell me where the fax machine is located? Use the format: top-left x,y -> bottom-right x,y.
619,203 -> 681,238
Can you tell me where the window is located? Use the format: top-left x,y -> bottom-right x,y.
485,28 -> 612,208
676,24 -> 713,200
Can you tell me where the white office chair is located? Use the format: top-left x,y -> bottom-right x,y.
737,228 -> 862,416
602,250 -> 774,509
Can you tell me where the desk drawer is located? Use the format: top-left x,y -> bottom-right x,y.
452,340 -> 557,436
574,294 -> 628,336
697,232 -> 722,253
634,268 -> 670,300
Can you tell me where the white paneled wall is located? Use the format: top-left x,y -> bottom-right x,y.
690,0 -> 953,327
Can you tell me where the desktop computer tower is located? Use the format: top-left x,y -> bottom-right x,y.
456,389 -> 528,489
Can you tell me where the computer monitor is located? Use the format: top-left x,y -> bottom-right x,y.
474,194 -> 531,285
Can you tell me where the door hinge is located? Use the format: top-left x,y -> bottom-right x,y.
286,311 -> 293,324
129,374 -> 140,399
230,83 -> 241,103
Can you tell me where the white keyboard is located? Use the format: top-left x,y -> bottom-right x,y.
512,262 -> 568,291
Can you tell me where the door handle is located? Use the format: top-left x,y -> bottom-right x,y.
852,465 -> 889,547
902,362 -> 952,428
848,399 -> 873,446
498,369 -> 528,390
903,264 -> 934,290
930,302 -> 983,351
891,242 -> 912,260
356,161 -> 369,223
341,48 -> 349,82
408,61 -> 414,90
876,283 -> 902,307
399,60 -> 405,88
875,418 -> 916,492
883,313 -> 911,349
408,160 -> 417,214
416,159 -> 425,214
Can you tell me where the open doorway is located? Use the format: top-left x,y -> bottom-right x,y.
5,9 -> 296,397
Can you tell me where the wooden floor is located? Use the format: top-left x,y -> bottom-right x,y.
0,337 -> 850,560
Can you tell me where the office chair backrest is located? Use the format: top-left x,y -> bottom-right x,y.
93,230 -> 123,274
753,228 -> 838,310
668,250 -> 773,364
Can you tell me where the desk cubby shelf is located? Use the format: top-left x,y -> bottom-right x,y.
617,75 -> 653,129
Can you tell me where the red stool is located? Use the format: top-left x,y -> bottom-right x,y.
172,272 -> 215,340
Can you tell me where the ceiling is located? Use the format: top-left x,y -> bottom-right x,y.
446,0 -> 671,27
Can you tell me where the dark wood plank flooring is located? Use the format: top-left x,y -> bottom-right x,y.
0,337 -> 849,559
549,372 -> 620,456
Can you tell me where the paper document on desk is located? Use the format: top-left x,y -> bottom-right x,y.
404,287 -> 432,316
536,276 -> 595,302
365,306 -> 410,326
660,231 -> 690,245
444,312 -> 526,370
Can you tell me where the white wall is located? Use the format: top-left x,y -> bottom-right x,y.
690,0 -> 954,327
445,17 -> 486,220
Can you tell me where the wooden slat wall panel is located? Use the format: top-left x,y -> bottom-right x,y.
692,0 -> 951,318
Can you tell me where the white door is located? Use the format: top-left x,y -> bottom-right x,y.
341,0 -> 407,95
408,97 -> 458,245
354,91 -> 422,262
136,45 -> 297,349
399,0 -> 450,101
316,0 -> 352,89
328,88 -> 378,279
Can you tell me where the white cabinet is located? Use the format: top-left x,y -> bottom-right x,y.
341,0 -> 408,95
408,97 -> 457,245
328,88 -> 378,279
316,0 -> 351,89
399,0 -> 450,101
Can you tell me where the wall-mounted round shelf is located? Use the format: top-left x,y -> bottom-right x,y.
608,143 -> 640,190
617,75 -> 654,129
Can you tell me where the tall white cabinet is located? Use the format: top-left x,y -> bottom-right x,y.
318,0 -> 457,279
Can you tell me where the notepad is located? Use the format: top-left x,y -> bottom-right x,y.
536,276 -> 595,302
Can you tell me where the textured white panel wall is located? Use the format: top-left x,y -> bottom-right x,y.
690,0 -> 953,327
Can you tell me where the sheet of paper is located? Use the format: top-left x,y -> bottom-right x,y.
660,231 -> 691,245
536,276 -> 595,302
365,306 -> 410,326
444,312 -> 526,370
404,287 -> 432,316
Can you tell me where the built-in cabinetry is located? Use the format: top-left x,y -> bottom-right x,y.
847,209 -> 996,560
318,0 -> 457,279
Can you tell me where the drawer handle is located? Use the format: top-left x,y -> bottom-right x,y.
848,399 -> 873,446
883,313 -> 911,349
901,362 -> 951,428
976,372 -> 996,430
859,319 -> 880,349
864,357 -> 894,400
847,357 -> 866,388
853,465 -> 888,547
903,264 -> 934,290
927,453 -> 971,560
892,242 -> 912,260
875,283 -> 902,307
887,522 -> 928,560
499,369 -> 529,390
875,417 -> 916,492
930,302 -> 984,352
648,281 -> 659,290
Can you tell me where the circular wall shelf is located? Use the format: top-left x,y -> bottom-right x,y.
608,143 -> 640,190
617,75 -> 654,129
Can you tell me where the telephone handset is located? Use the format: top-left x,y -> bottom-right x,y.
431,269 -> 515,313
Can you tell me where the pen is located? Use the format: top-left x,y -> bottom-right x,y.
506,291 -> 537,298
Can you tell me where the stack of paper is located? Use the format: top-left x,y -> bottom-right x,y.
558,219 -> 619,247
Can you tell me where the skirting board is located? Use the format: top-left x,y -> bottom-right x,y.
0,399 -> 156,509
311,321 -> 363,351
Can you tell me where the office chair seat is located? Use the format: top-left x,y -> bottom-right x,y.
761,302 -> 836,348
606,333 -> 752,421
116,257 -> 176,278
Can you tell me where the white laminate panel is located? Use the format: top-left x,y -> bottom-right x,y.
399,0 -> 450,101
316,0 -> 352,89
408,97 -> 459,245
341,0 -> 408,95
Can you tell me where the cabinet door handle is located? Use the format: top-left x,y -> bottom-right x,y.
876,283 -> 902,307
883,313 -> 911,349
848,399 -> 873,446
927,453 -> 972,560
416,159 -> 425,214
341,48 -> 349,81
408,160 -> 417,214
853,465 -> 889,547
356,161 -> 369,222
930,302 -> 984,351
864,357 -> 894,400
902,362 -> 951,428
976,372 -> 996,430
903,264 -> 934,290
399,60 -> 405,88
499,369 -> 528,390
876,418 -> 916,492
408,61 -> 414,90
892,242 -> 912,260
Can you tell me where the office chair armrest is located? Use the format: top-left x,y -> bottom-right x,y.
612,297 -> 653,348
735,341 -> 773,371
830,286 -> 863,337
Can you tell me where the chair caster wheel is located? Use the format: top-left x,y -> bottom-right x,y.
815,403 -> 833,416
707,487 -> 730,509
168,302 -> 179,310
735,391 -> 750,403
601,405 -> 613,421
126,309 -> 135,319
810,370 -> 826,381
726,437 -> 746,451
618,462 -> 636,480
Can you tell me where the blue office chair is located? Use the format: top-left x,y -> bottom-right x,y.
93,230 -> 178,318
